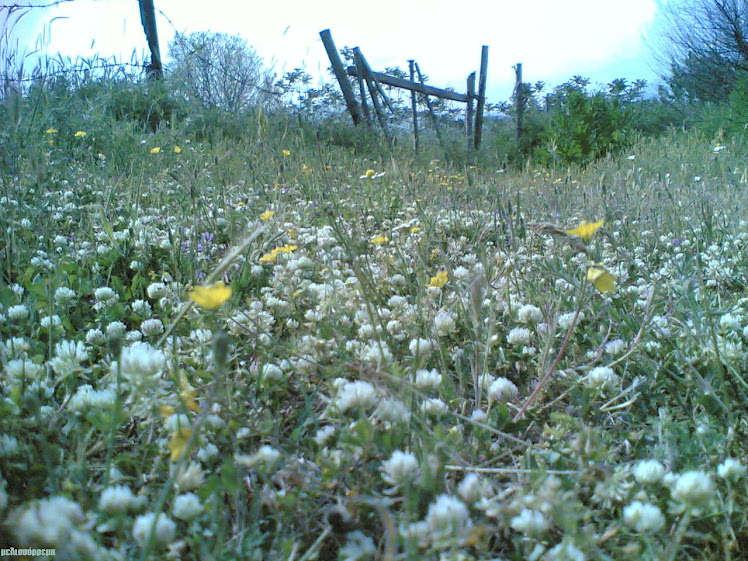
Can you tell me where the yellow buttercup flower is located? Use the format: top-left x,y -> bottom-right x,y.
260,210 -> 275,221
74,131 -> 87,138
189,281 -> 232,310
565,219 -> 604,241
427,270 -> 449,288
365,169 -> 376,178
259,244 -> 297,264
150,146 -> 161,154
587,266 -> 616,293
45,128 -> 58,134
371,235 -> 389,245
167,428 -> 191,461
282,149 -> 291,157
173,145 -> 182,154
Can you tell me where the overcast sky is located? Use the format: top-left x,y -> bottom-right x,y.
12,0 -> 665,102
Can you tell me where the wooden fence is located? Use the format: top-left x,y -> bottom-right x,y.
320,29 -> 488,160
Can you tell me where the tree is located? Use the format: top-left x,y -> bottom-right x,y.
655,0 -> 748,101
166,32 -> 272,113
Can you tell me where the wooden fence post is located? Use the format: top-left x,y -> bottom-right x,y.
319,29 -> 363,125
409,60 -> 419,154
514,63 -> 523,145
466,72 -> 475,163
138,0 -> 162,79
474,45 -> 488,148
354,51 -> 371,124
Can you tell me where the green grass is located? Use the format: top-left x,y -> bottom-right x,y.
0,77 -> 747,561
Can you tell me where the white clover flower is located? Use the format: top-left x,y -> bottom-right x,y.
54,287 -> 77,306
458,473 -> 489,503
141,318 -> 164,337
585,366 -> 619,390
546,538 -> 585,561
113,342 -> 166,380
173,493 -> 203,521
132,512 -> 176,547
425,494 -> 471,542
605,338 -> 626,356
131,299 -> 152,317
7,305 -> 28,322
381,450 -> 420,487
633,460 -> 666,484
487,377 -> 518,402
99,485 -> 139,513
510,509 -> 548,536
558,311 -> 583,330
0,337 -> 29,359
373,398 -> 411,424
408,337 -> 433,357
49,339 -> 88,377
717,458 -> 746,481
314,426 -> 336,447
507,327 -> 531,346
147,282 -> 167,300
671,471 -> 714,506
623,501 -> 665,532
106,321 -> 127,339
68,385 -> 117,412
94,287 -> 118,306
40,315 -> 61,329
235,445 -> 282,472
339,530 -> 376,561
414,368 -> 442,390
175,462 -> 204,491
9,283 -> 23,296
86,328 -> 106,345
433,309 -> 457,336
5,358 -> 43,381
517,304 -> 543,323
358,341 -> 393,366
421,397 -> 447,417
334,380 -> 378,412
13,496 -> 85,547
719,313 -> 741,332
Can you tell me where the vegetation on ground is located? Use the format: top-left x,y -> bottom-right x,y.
1,6 -> 748,559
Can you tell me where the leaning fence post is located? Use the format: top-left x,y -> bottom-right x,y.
409,60 -> 419,154
466,72 -> 475,164
414,62 -> 449,159
138,0 -> 162,79
474,45 -> 488,148
319,29 -> 363,125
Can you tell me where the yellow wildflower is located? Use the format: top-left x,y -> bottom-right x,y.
167,428 -> 191,461
282,149 -> 291,157
427,270 -> 448,288
565,219 -> 604,241
259,245 -> 297,264
189,281 -> 232,310
587,266 -> 617,293
173,145 -> 182,154
74,131 -> 87,138
371,235 -> 389,244
410,226 -> 420,234
45,128 -> 58,134
150,146 -> 161,154
365,169 -> 376,178
260,210 -> 275,221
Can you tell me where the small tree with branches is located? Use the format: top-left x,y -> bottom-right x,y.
166,32 -> 272,113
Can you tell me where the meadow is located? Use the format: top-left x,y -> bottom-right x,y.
1,74 -> 748,561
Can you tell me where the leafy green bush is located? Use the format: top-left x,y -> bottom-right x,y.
546,78 -> 635,166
